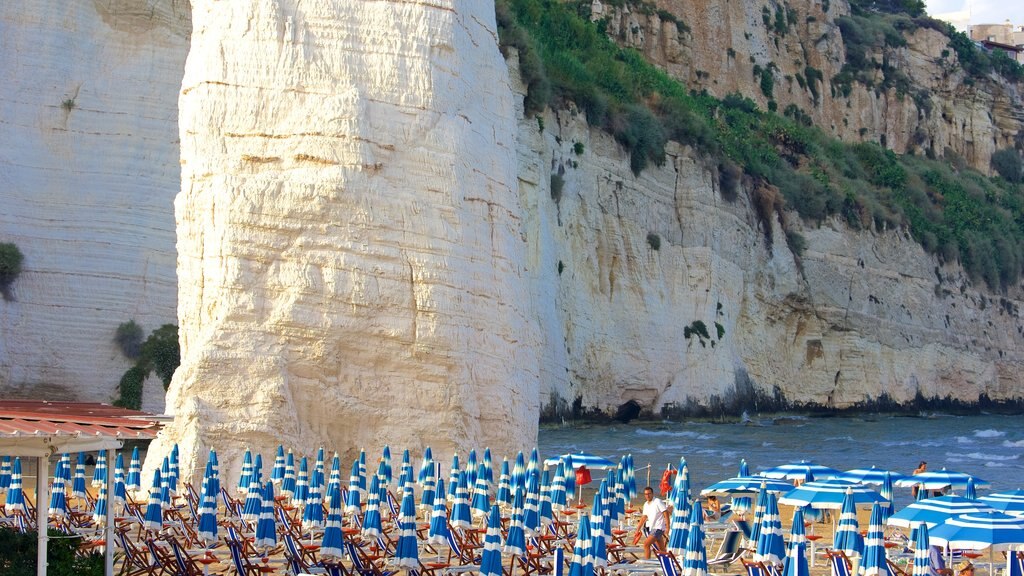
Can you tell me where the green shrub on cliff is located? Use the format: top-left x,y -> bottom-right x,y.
0,243 -> 24,301
114,323 -> 181,409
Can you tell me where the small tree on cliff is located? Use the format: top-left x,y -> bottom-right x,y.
0,243 -> 24,302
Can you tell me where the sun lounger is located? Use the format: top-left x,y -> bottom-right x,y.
708,530 -> 746,572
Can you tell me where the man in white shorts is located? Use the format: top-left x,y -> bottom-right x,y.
637,486 -> 670,559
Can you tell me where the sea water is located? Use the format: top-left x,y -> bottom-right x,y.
537,412 -> 1024,507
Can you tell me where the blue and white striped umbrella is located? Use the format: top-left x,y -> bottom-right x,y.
781,479 -> 889,510
113,452 -> 126,505
92,450 -> 108,488
979,490 -> 1024,517
92,481 -> 108,527
326,453 -> 342,502
255,482 -> 277,551
321,487 -> 345,559
895,469 -> 990,491
512,451 -> 526,491
159,456 -> 172,510
564,454 -> 576,500
887,495 -> 995,529
419,447 -> 434,487
49,461 -> 69,518
281,451 -> 296,497
127,447 -> 141,492
399,449 -> 413,494
762,461 -> 841,481
702,477 -> 795,496
965,478 -> 977,501
497,459 -> 513,506
362,474 -> 384,539
551,461 -> 567,510
667,485 -> 691,556
480,505 -> 505,576
733,460 -> 753,515
755,491 -> 786,565
782,507 -> 809,576
750,488 -> 769,545
673,457 -> 691,502
421,460 -> 437,512
293,457 -> 309,509
591,489 -> 608,571
505,486 -> 527,556
303,469 -> 324,530
197,459 -> 218,545
0,456 -> 10,490
271,445 -> 286,484
394,487 -> 420,569
466,449 -> 478,490
612,468 -> 626,525
599,478 -> 613,543
929,511 -> 1024,551
356,449 -> 367,495
238,449 -> 254,495
4,457 -> 25,515
682,502 -> 708,576
539,471 -> 554,528
625,454 -> 637,500
448,453 -> 461,502
168,444 -> 180,495
427,477 -> 450,545
346,459 -> 363,515
451,470 -> 472,530
527,448 -> 540,479
880,472 -> 895,522
242,462 -> 264,526
838,467 -> 908,485
483,448 -> 494,488
71,452 -> 88,500
861,502 -> 891,576
834,489 -> 864,558
471,464 -> 491,518
569,507 -> 594,576
143,468 -> 163,532
543,452 -> 616,471
380,445 -> 393,486
524,471 -> 542,536
314,447 -> 325,481
911,522 -> 932,576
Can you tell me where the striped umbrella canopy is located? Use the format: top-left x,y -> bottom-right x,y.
254,482 -> 277,551
427,477 -> 450,546
321,486 -> 345,559
159,456 -> 172,510
911,522 -> 932,576
505,486 -> 527,556
965,478 -> 978,500
568,507 -> 595,576
861,502 -> 891,576
524,470 -> 542,535
209,449 -> 221,508
92,450 -> 108,488
49,461 -> 69,518
399,449 -> 413,495
92,481 -> 108,527
238,449 -> 254,495
762,460 -> 841,481
362,474 -> 384,539
667,482 -> 692,556
682,502 -> 708,576
394,487 -> 420,569
673,457 -> 691,502
420,460 -> 437,512
419,446 -> 434,487
4,457 -> 25,515
527,448 -> 540,479
127,446 -> 142,492
539,470 -> 554,528
447,453 -> 461,502
838,467 -> 908,485
733,459 -> 753,515
497,459 -> 513,506
271,445 -> 286,484
551,461 -> 567,510
357,449 -> 367,495
470,463 -> 490,517
346,459 -> 363,515
377,445 -> 392,486
242,461 -> 264,526
782,507 -> 809,576
314,447 -> 325,480
168,444 -> 180,495
750,488 -> 769,545
451,470 -> 473,530
564,454 -> 576,500
466,449 -> 478,489
880,472 -> 895,522
197,459 -> 218,545
71,452 -> 88,500
302,469 -> 324,531
702,477 -> 795,496
512,451 -> 526,490
143,468 -> 163,532
326,453 -> 342,501
57,453 -> 71,482
544,452 -> 617,471
887,495 -> 995,529
895,469 -> 990,491
0,455 -> 10,490
625,454 -> 637,500
113,452 -> 126,505
929,511 -> 1024,551
755,490 -> 786,565
979,490 -> 1024,517
293,457 -> 309,509
590,489 -> 608,571
480,505 -> 505,576
834,489 -> 864,558
281,451 -> 296,497
483,448 -> 494,488
612,468 -> 626,525
780,479 -> 889,510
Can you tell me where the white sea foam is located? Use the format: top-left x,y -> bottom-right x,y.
1002,439 -> 1024,448
946,451 -> 1019,461
973,429 -> 1005,438
984,461 -> 1010,468
826,436 -> 856,442
636,428 -> 717,440
956,436 -> 976,444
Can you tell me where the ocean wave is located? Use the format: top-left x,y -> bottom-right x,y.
881,440 -> 944,448
826,436 -> 856,442
636,428 -> 717,440
955,436 -> 976,444
973,429 -> 1005,438
984,461 -> 1009,468
1002,439 -> 1024,448
945,451 -> 1019,461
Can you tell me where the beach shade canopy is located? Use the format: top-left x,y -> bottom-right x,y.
782,508 -> 810,576
197,459 -> 218,545
254,482 -> 277,550
393,488 -> 420,569
427,477 -> 450,546
861,502 -> 892,576
544,452 -> 617,470
569,509 -> 595,576
701,477 -> 795,496
590,488 -> 608,571
127,446 -> 142,492
92,481 -> 108,527
780,479 -> 890,509
667,485 -> 691,556
480,505 -> 505,576
682,502 -> 708,576
4,457 -> 25,515
887,495 -> 996,529
762,460 -> 841,481
911,522 -> 932,576
362,474 -> 384,539
833,489 -> 864,558
979,490 -> 1024,517
271,445 -> 286,484
505,487 -> 527,556
321,487 -> 345,559
754,491 -> 786,565
497,460 -> 513,507
0,455 -> 10,490
928,511 -> 1024,551
895,468 -> 991,491
837,466 -> 908,485
48,461 -> 69,518
451,470 -> 473,530
471,464 -> 490,517
143,468 -> 164,533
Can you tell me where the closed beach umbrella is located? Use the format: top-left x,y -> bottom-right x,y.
143,468 -> 163,532
451,470 -> 472,530
483,448 -> 494,488
551,461 -> 567,510
92,481 -> 108,527
242,463 -> 264,525
838,467 -> 908,485
524,471 -> 541,535
861,502 -> 891,576
421,460 -> 437,512
321,487 -> 345,559
314,447 -> 325,480
238,449 -> 253,495
400,449 -> 413,494
303,469 -> 324,530
505,486 -> 527,556
466,450 -> 479,490
197,459 -> 218,545
347,459 -> 363,515
834,489 -> 864,558
480,504 -> 505,576
168,444 -> 179,495
755,491 -> 786,565
591,489 -> 608,571
49,461 -> 69,518
750,488 -> 768,545
326,453 -> 342,501
564,454 -> 576,500
782,507 -> 809,576
209,449 -> 221,510
394,487 -> 420,569
92,450 -> 108,489
471,463 -> 491,518
427,477 -> 450,546
527,448 -> 540,479
113,452 -> 126,505
965,478 -> 977,500
733,459 -> 753,515
271,445 -> 285,484
127,446 -> 141,492
357,449 -> 367,495
780,478 -> 889,510
887,495 -> 995,529
674,457 -> 691,501
71,452 -> 88,501
762,460 -> 840,481
895,469 -> 990,492
539,471 -> 554,528
282,451 -> 296,497
497,459 -> 513,506
255,482 -> 277,550
362,474 -> 384,539
159,457 -> 172,510
626,454 -> 637,500
911,523 -> 932,576
512,451 -> 526,490
419,446 -> 434,487
293,457 -> 309,509
448,453 -> 461,502
4,457 -> 25,515
789,507 -> 806,547
979,490 -> 1024,517
880,472 -> 895,522
929,511 -> 1024,551
568,508 -> 594,576
668,484 -> 691,556
0,456 -> 10,490
682,502 -> 708,576
380,445 -> 392,486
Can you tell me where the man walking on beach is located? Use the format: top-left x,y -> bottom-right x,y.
637,486 -> 670,559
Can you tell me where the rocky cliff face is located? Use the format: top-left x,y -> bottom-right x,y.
0,1 -> 188,411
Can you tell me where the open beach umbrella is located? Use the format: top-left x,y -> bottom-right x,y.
92,450 -> 108,489
255,482 -> 277,551
540,471 -> 554,528
505,486 -> 527,557
551,461 -> 567,510
127,446 -> 142,492
427,477 -> 449,546
782,507 -> 810,576
682,502 -> 708,576
668,483 -> 692,556
762,460 -> 841,481
544,452 -> 617,471
448,453 -> 461,501
168,444 -> 180,495
781,478 -> 889,509
569,508 -> 595,576
0,456 -> 10,490
71,453 -> 88,501
471,463 -> 490,517
838,466 -> 908,485
929,511 -> 1024,551
293,457 -> 309,509
980,490 -> 1024,517
590,490 -> 608,571
271,445 -> 285,484
451,470 -> 472,530
4,457 -> 25,515
895,469 -> 990,491
347,459 -> 363,515
113,452 -> 126,505
965,478 -> 977,500
303,469 -> 324,531
282,451 -> 296,497
861,502 -> 891,576
481,505 -> 505,576
197,459 -> 218,545
524,471 -> 541,536
143,468 -> 163,532
362,474 -> 384,539
321,487 -> 345,559
497,459 -> 513,506
49,461 -> 69,518
394,487 -> 420,569
834,489 -> 864,558
92,481 -> 108,527
887,495 -> 995,528
702,477 -> 795,496
755,490 -> 786,565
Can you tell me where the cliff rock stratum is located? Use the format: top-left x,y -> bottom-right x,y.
1,0 -> 1022,482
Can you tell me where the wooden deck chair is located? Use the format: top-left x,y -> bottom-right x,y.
1008,551 -> 1024,576
445,525 -> 482,566
282,532 -> 347,576
742,558 -> 782,576
345,540 -> 399,576
887,558 -> 912,576
708,530 -> 746,571
145,537 -> 179,575
657,552 -> 683,576
226,538 -> 269,576
114,525 -> 157,576
824,549 -> 853,576
165,534 -> 219,576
